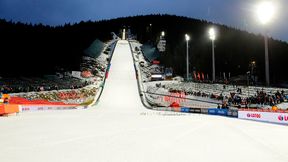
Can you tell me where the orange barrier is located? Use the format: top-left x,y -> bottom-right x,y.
0,104 -> 19,115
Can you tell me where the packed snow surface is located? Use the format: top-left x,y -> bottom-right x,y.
0,40 -> 287,162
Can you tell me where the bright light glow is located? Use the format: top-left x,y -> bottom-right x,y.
122,29 -> 126,40
185,34 -> 190,41
209,28 -> 216,40
161,31 -> 165,37
256,1 -> 275,25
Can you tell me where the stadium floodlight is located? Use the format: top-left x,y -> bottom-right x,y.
209,28 -> 216,82
256,1 -> 276,86
161,31 -> 165,37
185,34 -> 190,80
185,34 -> 190,41
256,1 -> 275,25
209,28 -> 216,41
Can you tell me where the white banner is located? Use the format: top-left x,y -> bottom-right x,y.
19,105 -> 77,112
238,110 -> 288,125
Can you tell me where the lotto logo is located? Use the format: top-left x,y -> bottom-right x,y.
278,115 -> 288,121
247,113 -> 261,118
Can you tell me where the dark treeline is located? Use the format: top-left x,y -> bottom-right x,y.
1,14 -> 288,85
0,19 -> 122,76
124,15 -> 288,85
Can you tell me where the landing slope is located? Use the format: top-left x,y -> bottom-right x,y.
0,40 -> 287,162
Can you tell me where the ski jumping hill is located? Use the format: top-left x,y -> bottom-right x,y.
0,40 -> 287,162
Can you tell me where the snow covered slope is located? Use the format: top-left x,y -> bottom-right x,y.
0,40 -> 287,162
97,40 -> 143,111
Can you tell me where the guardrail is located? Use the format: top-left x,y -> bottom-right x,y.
238,109 -> 288,125
128,40 -> 154,110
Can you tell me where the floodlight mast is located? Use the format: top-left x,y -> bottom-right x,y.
256,1 -> 275,86
185,34 -> 190,80
209,28 -> 216,82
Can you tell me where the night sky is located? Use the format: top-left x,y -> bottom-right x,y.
0,0 -> 287,41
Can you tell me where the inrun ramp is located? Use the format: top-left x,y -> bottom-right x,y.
0,40 -> 288,162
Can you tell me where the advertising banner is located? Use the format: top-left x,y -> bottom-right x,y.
188,108 -> 201,113
208,108 -> 218,115
181,107 -> 190,113
238,110 -> 288,125
201,108 -> 209,114
216,109 -> 228,116
19,105 -> 76,112
208,108 -> 228,116
228,109 -> 238,117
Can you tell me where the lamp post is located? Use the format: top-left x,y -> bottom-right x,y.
185,34 -> 190,80
209,28 -> 216,82
256,1 -> 275,86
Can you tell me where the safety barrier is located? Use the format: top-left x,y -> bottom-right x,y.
154,105 -> 240,119
0,104 -> 19,115
228,109 -> 238,117
19,104 -> 77,112
152,105 -> 288,125
181,107 -> 190,113
0,97 -> 82,116
201,108 -> 209,114
189,108 -> 202,113
208,108 -> 228,116
238,109 -> 288,125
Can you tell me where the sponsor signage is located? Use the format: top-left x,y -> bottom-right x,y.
238,110 -> 288,125
19,105 -> 76,112
188,108 -> 201,113
208,108 -> 217,115
228,109 -> 238,117
181,107 -> 190,113
201,109 -> 209,114
217,109 -> 228,116
208,108 -> 228,116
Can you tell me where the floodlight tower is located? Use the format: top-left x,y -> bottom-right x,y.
256,1 -> 276,86
209,28 -> 216,82
185,34 -> 190,80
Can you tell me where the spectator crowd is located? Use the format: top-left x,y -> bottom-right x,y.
0,76 -> 91,94
146,81 -> 288,109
